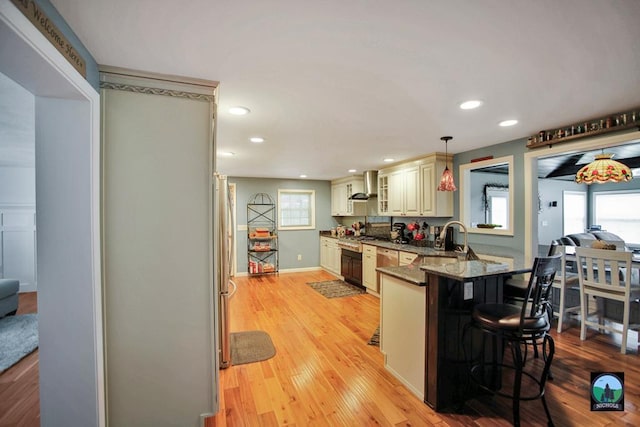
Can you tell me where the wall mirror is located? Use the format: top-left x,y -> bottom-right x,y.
460,155 -> 514,235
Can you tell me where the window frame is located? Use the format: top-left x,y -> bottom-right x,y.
277,189 -> 316,230
563,190 -> 587,236
593,189 -> 640,246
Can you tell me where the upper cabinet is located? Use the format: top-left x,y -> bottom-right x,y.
420,155 -> 453,217
379,153 -> 453,217
388,166 -> 419,216
331,176 -> 366,216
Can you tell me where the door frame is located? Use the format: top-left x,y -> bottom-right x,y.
0,2 -> 105,425
524,130 -> 640,266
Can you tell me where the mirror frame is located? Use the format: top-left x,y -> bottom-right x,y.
460,155 -> 514,236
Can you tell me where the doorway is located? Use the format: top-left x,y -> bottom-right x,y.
524,130 -> 640,264
0,3 -> 104,426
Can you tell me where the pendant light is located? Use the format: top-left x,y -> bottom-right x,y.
575,151 -> 632,184
437,136 -> 457,191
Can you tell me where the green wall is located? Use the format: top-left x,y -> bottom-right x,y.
230,177 -> 339,273
453,136 -> 528,252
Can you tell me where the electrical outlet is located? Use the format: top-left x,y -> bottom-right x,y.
297,254 -> 302,261
464,282 -> 473,300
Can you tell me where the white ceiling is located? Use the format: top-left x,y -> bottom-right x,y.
49,0 -> 640,180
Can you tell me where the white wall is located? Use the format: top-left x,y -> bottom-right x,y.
538,178 -> 584,246
0,70 -> 37,291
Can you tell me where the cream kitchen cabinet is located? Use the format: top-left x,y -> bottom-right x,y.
320,237 -> 341,275
377,172 -> 389,215
388,165 -> 419,216
419,154 -> 453,217
380,272 -> 426,399
381,153 -> 453,217
399,251 -> 418,266
362,244 -> 378,293
331,177 -> 365,216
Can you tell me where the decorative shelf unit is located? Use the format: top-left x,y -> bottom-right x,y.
247,193 -> 278,275
527,107 -> 640,149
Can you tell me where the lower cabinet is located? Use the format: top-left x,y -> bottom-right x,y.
320,237 -> 341,275
362,244 -> 378,293
399,251 -> 418,266
380,273 -> 426,400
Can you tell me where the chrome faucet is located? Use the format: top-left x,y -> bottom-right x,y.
436,220 -> 468,255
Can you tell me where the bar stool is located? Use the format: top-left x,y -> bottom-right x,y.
465,254 -> 561,427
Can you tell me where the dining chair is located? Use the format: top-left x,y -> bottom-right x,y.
549,242 -> 581,333
504,240 -> 580,333
576,247 -> 640,355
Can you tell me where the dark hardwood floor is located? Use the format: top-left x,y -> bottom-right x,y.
3,274 -> 639,426
0,292 -> 39,427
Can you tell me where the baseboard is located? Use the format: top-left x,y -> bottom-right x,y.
235,266 -> 323,277
19,282 -> 37,293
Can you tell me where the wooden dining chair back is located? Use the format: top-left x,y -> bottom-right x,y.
576,247 -> 640,354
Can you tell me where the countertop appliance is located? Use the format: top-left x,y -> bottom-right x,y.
215,174 -> 237,369
392,222 -> 408,244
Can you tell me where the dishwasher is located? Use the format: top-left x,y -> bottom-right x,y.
377,248 -> 399,269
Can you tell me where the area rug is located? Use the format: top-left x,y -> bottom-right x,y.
0,314 -> 38,374
367,326 -> 380,346
231,330 -> 276,365
306,280 -> 366,299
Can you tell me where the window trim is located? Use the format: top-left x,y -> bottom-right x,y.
277,189 -> 316,230
592,189 -> 640,245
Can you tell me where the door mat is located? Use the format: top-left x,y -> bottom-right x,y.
367,326 -> 380,346
306,280 -> 366,299
231,330 -> 276,365
0,314 -> 38,374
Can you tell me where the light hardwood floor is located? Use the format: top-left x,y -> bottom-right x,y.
3,273 -> 640,426
208,270 -> 640,427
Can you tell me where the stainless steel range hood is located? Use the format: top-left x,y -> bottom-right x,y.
349,170 -> 378,200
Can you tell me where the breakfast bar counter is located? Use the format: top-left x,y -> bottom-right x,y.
377,244 -> 531,411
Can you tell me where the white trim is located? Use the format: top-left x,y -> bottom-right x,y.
460,155 -> 514,236
235,266 -> 322,277
277,189 -> 316,230
0,1 -> 105,425
524,130 -> 640,267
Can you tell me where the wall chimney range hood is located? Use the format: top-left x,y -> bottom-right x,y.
349,170 -> 378,200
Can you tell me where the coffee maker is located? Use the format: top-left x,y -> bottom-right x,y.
391,222 -> 408,244
433,226 -> 454,251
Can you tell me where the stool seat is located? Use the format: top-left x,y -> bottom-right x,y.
473,303 -> 549,332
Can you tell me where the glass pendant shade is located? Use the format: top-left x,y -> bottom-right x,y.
575,153 -> 632,184
437,136 -> 456,191
437,166 -> 457,191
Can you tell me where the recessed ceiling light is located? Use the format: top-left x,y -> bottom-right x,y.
499,119 -> 518,127
218,151 -> 235,157
460,100 -> 483,110
250,137 -> 264,143
348,169 -> 357,173
299,174 -> 307,178
383,158 -> 395,163
229,106 -> 250,115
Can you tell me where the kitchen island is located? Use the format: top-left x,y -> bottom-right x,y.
377,245 -> 531,412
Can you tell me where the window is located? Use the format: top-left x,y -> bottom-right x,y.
486,188 -> 509,229
593,190 -> 640,245
563,191 -> 586,235
278,189 -> 315,230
